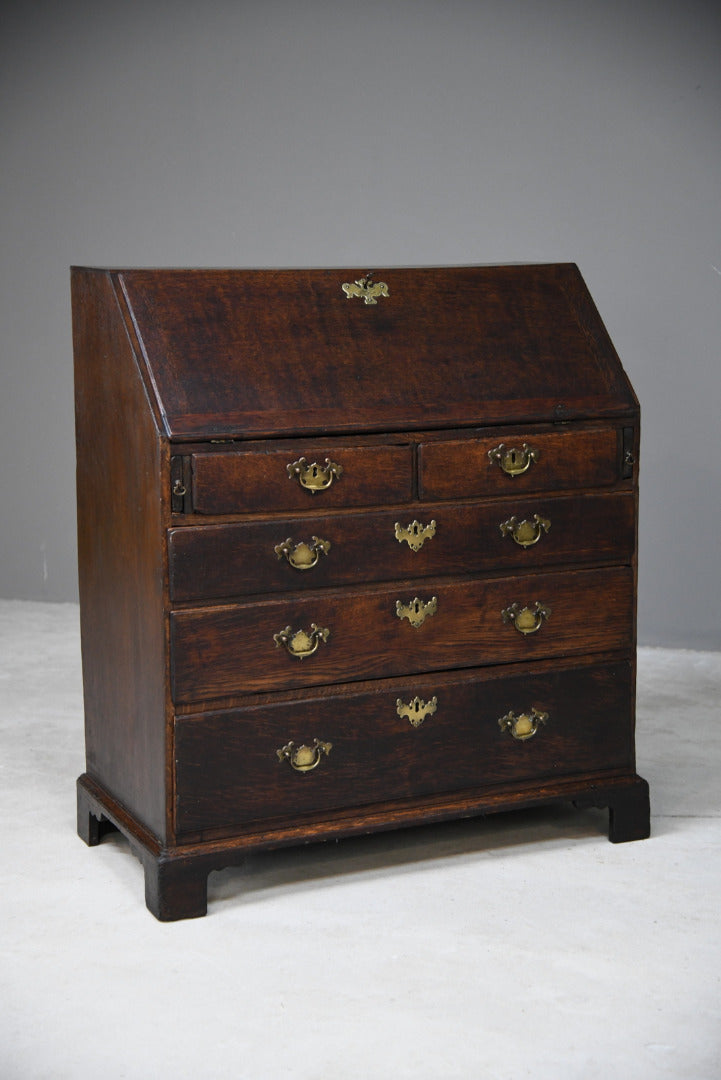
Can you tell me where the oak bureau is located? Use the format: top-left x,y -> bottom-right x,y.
72,264 -> 650,920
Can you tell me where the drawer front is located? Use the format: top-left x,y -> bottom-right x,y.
168,491 -> 635,601
170,566 -> 634,703
419,426 -> 621,501
190,442 -> 413,514
174,660 -> 634,838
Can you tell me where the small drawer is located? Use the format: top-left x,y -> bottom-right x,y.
174,659 -> 634,839
419,426 -> 622,501
188,441 -> 413,515
169,566 -> 634,703
168,491 -> 636,602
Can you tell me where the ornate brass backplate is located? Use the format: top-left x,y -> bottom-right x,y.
499,514 -> 551,548
395,595 -> 438,628
273,623 -> 330,658
287,457 -> 343,493
488,442 -> 539,476
396,695 -> 438,728
394,519 -> 437,551
276,739 -> 333,772
341,274 -> 389,305
498,707 -> 548,741
275,536 -> 331,570
501,601 -> 551,635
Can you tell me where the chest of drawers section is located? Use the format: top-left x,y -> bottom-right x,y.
73,264 -> 649,920
167,421 -> 639,838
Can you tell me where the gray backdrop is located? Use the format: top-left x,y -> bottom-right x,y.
2,0 -> 719,648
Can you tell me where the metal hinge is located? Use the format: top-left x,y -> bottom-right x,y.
170,455 -> 190,512
621,427 -> 636,479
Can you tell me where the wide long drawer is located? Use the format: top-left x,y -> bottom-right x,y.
168,491 -> 635,602
170,566 -> 634,703
174,659 -> 634,839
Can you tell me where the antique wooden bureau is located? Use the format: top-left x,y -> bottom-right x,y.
72,264 -> 649,920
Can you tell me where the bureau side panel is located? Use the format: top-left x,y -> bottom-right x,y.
72,268 -> 168,841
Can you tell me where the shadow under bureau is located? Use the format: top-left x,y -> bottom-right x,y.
72,264 -> 650,920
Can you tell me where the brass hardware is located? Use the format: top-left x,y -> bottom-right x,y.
394,519 -> 437,551
170,455 -> 188,512
488,443 -> 539,476
396,596 -> 438,628
273,623 -> 330,658
499,514 -> 551,548
396,695 -> 438,728
277,739 -> 333,773
275,536 -> 331,570
341,273 -> 389,305
501,601 -> 551,635
498,707 -> 548,741
287,457 -> 343,493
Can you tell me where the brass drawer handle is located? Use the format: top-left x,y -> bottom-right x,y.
499,514 -> 550,548
498,708 -> 548,741
396,596 -> 438,628
396,695 -> 438,727
501,601 -> 551,635
394,519 -> 436,551
277,739 -> 332,772
273,623 -> 330,658
488,443 -> 539,476
275,536 -> 331,570
287,457 -> 343,493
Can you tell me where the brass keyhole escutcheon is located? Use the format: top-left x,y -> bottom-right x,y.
498,708 -> 548,741
396,596 -> 438,628
277,739 -> 332,772
341,274 -> 389,305
287,457 -> 343,493
499,514 -> 551,548
275,536 -> 331,570
396,695 -> 438,728
273,623 -> 330,658
488,443 -> 539,477
501,601 -> 551,635
394,519 -> 437,551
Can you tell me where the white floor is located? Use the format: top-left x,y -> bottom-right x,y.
1,600 -> 719,1080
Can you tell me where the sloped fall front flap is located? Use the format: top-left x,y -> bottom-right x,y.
111,263 -> 636,440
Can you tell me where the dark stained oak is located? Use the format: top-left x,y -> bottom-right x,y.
419,426 -> 621,500
190,441 -> 413,514
73,263 -> 646,919
174,660 -> 634,839
170,567 -> 634,702
168,490 -> 635,602
72,268 -> 169,841
114,265 -> 637,439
